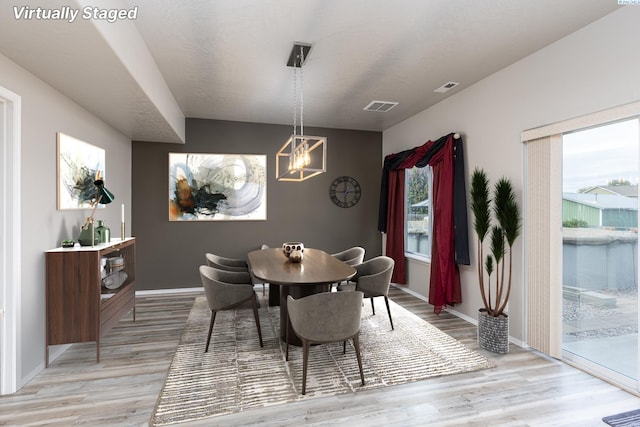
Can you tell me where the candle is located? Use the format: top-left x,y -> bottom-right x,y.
121,204 -> 125,223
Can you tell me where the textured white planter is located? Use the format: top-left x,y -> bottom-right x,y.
478,309 -> 509,354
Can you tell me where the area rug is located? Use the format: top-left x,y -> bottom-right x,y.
150,292 -> 494,426
603,409 -> 640,426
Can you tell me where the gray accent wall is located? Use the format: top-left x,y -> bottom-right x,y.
132,118 -> 383,290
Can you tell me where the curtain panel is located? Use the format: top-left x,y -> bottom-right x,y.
378,133 -> 470,313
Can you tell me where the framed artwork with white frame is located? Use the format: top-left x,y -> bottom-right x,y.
169,153 -> 267,221
57,132 -> 105,210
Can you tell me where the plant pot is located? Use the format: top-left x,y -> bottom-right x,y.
478,309 -> 509,354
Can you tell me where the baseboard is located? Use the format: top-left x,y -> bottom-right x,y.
135,287 -> 204,296
391,283 -> 428,302
134,284 -> 263,297
391,284 -> 524,348
22,344 -> 71,388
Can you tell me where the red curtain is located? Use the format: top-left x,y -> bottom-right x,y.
379,133 -> 466,313
385,169 -> 406,284
427,138 -> 461,313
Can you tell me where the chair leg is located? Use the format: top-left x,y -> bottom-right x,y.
370,297 -> 376,315
205,311 -> 217,353
352,335 -> 365,386
285,309 -> 290,361
251,293 -> 264,347
302,340 -> 310,395
384,296 -> 394,330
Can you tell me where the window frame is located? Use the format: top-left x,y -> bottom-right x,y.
522,100 -> 640,359
404,165 -> 433,262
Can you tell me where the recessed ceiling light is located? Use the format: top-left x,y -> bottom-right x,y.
363,100 -> 399,112
433,82 -> 460,93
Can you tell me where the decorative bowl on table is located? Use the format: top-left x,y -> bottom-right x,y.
282,242 -> 304,262
289,249 -> 304,262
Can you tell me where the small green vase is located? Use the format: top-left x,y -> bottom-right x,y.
96,220 -> 110,243
78,222 -> 99,246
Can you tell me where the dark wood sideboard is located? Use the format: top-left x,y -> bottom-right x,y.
45,237 -> 136,367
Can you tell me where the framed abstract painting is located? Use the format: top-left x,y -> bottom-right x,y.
169,153 -> 267,221
57,132 -> 106,210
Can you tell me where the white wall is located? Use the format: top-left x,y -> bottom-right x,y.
0,52 -> 132,387
383,6 -> 640,343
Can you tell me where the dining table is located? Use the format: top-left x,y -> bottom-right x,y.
247,247 -> 356,345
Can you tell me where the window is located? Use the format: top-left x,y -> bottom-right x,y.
562,118 -> 639,386
522,100 -> 640,391
405,166 -> 433,260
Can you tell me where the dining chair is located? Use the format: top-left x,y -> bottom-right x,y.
331,246 -> 365,266
337,256 -> 395,330
257,244 -> 272,297
206,251 -> 266,295
285,291 -> 365,395
205,252 -> 249,272
329,246 -> 365,291
199,265 -> 263,352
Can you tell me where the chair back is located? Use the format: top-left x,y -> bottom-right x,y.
287,291 -> 363,343
332,246 -> 365,266
199,265 -> 254,311
203,265 -> 251,284
354,256 -> 394,296
205,252 -> 248,272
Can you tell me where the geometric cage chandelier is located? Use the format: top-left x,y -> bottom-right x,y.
276,42 -> 327,182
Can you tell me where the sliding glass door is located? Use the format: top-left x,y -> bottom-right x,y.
562,118 -> 639,388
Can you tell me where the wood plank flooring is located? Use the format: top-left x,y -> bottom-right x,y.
1,287 -> 640,426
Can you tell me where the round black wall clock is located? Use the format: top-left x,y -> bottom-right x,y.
329,176 -> 361,208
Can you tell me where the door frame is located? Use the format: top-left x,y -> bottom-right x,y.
522,100 -> 640,393
0,85 -> 21,395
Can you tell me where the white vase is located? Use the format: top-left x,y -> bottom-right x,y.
282,242 -> 304,259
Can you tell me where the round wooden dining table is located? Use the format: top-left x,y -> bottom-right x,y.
247,247 -> 356,345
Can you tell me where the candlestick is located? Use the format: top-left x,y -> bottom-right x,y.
121,222 -> 126,241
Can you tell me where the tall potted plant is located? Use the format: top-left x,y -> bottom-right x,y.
469,167 -> 521,353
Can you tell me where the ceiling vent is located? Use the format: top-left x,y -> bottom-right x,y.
363,100 -> 399,112
433,81 -> 460,93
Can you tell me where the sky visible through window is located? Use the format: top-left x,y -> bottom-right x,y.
563,119 -> 639,192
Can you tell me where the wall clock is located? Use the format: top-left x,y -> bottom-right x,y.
329,176 -> 361,208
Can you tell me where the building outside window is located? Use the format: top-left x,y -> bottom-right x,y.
405,166 -> 433,260
562,117 -> 639,388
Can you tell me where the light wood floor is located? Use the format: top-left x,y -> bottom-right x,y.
2,287 -> 640,426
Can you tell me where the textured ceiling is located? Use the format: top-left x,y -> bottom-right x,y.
0,0 -> 621,143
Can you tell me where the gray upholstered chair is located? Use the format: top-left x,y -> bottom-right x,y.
285,291 -> 365,395
337,256 -> 395,330
199,265 -> 263,352
329,246 -> 365,291
205,252 -> 249,272
257,244 -> 276,299
331,246 -> 365,266
206,252 -> 267,295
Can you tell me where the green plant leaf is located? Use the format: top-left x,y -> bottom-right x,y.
470,168 -> 491,241
489,225 -> 504,263
494,177 -> 521,247
485,255 -> 494,276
